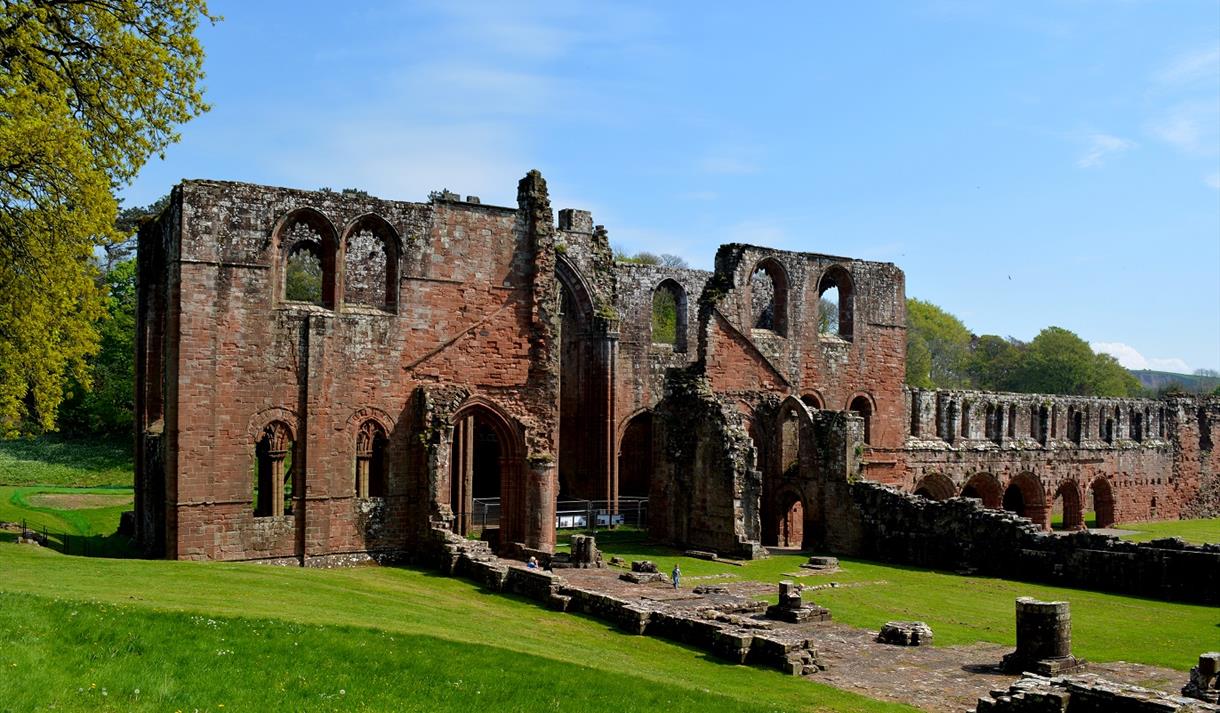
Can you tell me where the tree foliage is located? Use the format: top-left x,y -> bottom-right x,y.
907,300 -> 1143,398
58,259 -> 136,435
0,0 -> 214,435
906,299 -> 972,389
613,249 -> 689,268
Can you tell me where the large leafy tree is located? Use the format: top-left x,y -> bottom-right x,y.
906,298 -> 973,389
0,1 -> 214,435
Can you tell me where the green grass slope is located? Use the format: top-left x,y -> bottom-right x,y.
0,436 -> 132,487
0,546 -> 911,713
1117,517 -> 1220,544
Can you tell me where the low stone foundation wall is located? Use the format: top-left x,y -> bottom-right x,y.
847,483 -> 1220,605
974,674 -> 1220,712
428,528 -> 823,676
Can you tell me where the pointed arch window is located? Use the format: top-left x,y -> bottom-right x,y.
651,279 -> 688,352
355,420 -> 389,498
817,265 -> 855,341
750,258 -> 789,336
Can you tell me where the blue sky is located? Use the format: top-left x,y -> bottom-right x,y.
122,1 -> 1220,372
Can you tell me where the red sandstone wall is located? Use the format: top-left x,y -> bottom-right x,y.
152,179 -> 560,561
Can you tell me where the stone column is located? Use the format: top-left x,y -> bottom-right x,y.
1001,597 -> 1084,675
270,455 -> 286,517
1183,652 -> 1220,703
355,457 -> 369,498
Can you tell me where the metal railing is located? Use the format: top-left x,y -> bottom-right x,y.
453,497 -> 648,533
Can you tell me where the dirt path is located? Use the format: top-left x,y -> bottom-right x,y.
24,493 -> 131,510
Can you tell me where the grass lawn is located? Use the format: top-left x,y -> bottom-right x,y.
0,485 -> 134,556
0,546 -> 911,713
1116,517 -> 1220,544
0,436 -> 132,487
562,529 -> 1217,671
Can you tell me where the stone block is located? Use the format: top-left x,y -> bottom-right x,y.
876,621 -> 933,646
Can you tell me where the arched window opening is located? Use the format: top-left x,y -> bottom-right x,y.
750,259 -> 788,336
285,242 -> 323,304
1051,481 -> 1083,531
801,393 -> 823,411
1089,478 -> 1115,528
253,421 -> 295,518
914,473 -> 955,501
1032,405 -> 1049,446
985,404 -> 1003,444
618,412 -> 653,498
343,217 -> 399,310
960,401 -> 971,439
1158,408 -> 1166,438
1007,404 -> 1017,439
651,280 -> 688,352
961,472 -> 1002,508
1130,410 -> 1143,442
279,210 -> 337,307
780,408 -> 800,476
355,420 -> 389,498
1199,407 -> 1213,451
849,395 -> 873,445
817,266 -> 854,340
1068,408 -> 1083,445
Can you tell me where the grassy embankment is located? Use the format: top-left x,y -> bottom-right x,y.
0,437 -> 133,555
0,545 -> 911,713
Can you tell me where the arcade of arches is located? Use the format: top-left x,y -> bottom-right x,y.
909,470 -> 1123,532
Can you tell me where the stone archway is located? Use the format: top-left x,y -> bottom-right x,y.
914,473 -> 956,501
960,472 -> 1003,508
1051,481 -> 1084,531
1004,473 -> 1048,529
1090,477 -> 1116,528
449,401 -> 527,546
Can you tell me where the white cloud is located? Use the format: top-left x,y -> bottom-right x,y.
1149,100 -> 1220,156
1157,44 -> 1220,85
1076,133 -> 1136,168
1091,341 -> 1190,373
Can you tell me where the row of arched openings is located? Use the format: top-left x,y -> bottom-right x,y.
749,259 -> 855,341
251,418 -> 388,518
277,208 -> 401,312
944,399 -> 1167,446
914,472 -> 1117,529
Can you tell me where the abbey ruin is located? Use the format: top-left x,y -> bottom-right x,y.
133,171 -> 1220,601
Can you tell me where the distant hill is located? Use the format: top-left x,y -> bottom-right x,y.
1130,369 -> 1220,395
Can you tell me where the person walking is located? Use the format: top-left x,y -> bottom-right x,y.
671,563 -> 681,589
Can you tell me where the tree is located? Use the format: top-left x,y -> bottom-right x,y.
968,335 -> 1024,392
906,299 -> 972,389
0,1 -> 214,435
1091,352 -> 1142,397
59,195 -> 168,435
58,259 -> 136,435
1009,326 -> 1139,396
